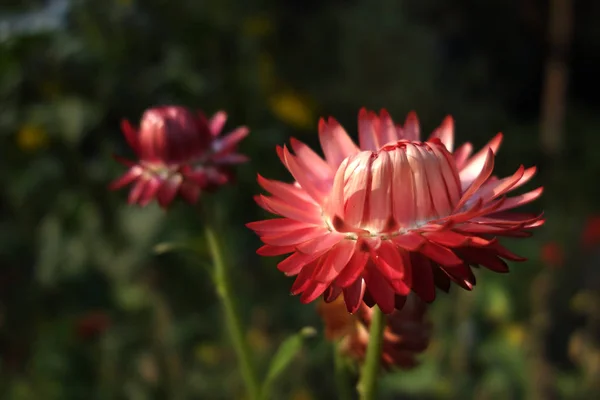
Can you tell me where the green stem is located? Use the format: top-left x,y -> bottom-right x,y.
204,223 -> 261,400
356,306 -> 386,400
334,342 -> 354,400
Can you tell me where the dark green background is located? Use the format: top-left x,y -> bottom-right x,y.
1,1 -> 598,399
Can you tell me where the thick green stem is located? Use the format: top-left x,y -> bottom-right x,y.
204,224 -> 260,400
356,306 -> 385,400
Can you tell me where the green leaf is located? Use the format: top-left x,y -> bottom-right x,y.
261,327 -> 316,399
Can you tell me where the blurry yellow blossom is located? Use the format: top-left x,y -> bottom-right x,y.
246,328 -> 270,353
503,324 -> 525,347
484,284 -> 511,322
194,343 -> 222,366
570,290 -> 599,315
568,330 -> 585,363
434,378 -> 454,397
16,124 -> 48,152
137,352 -> 159,384
269,91 -> 315,130
242,15 -> 274,37
290,388 -> 314,400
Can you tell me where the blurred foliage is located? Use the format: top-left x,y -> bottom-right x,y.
1,0 -> 600,399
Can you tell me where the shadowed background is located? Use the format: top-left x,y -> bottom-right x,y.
1,0 -> 599,399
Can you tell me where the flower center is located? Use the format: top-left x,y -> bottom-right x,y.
141,160 -> 180,179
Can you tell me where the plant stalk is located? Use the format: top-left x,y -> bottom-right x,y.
204,223 -> 260,400
356,306 -> 385,400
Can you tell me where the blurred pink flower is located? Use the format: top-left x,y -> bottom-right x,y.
110,106 -> 248,207
75,311 -> 111,340
582,215 -> 600,249
318,293 -> 431,370
248,109 -> 544,313
540,241 -> 564,268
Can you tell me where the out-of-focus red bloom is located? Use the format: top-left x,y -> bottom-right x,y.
75,311 -> 111,340
110,106 -> 248,208
540,241 -> 564,268
317,293 -> 431,370
582,216 -> 600,249
248,109 -> 544,313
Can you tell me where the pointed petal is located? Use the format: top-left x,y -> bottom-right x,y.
390,147 -> 416,227
296,232 -> 345,255
428,115 -> 454,152
290,260 -> 318,295
378,109 -> 399,145
323,158 -> 350,220
261,226 -> 330,246
371,241 -> 405,281
402,111 -> 420,141
208,111 -> 227,136
120,120 -> 140,154
342,152 -> 373,227
343,279 -> 366,313
367,150 -> 393,232
157,175 -> 182,207
212,126 -> 248,157
283,145 -> 328,203
319,117 -> 359,168
257,245 -> 295,256
324,285 -> 343,302
439,264 -> 476,290
300,281 -> 329,303
456,148 -> 495,211
456,248 -> 510,273
335,244 -> 369,287
246,218 -> 313,235
364,267 -> 396,314
432,267 -> 451,292
419,241 -> 464,267
128,176 -> 149,204
313,240 -> 357,282
138,176 -> 161,206
358,108 -> 379,151
453,142 -> 473,170
493,187 -> 544,213
459,133 -> 503,187
392,232 -> 425,251
277,250 -> 324,275
109,166 -> 144,190
255,195 -> 322,224
406,253 -> 436,302
290,137 -> 332,180
257,174 -> 314,205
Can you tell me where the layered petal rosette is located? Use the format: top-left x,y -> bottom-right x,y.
248,109 -> 544,313
110,106 -> 248,207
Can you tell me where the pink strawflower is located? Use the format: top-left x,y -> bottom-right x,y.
110,106 -> 248,208
248,109 -> 544,313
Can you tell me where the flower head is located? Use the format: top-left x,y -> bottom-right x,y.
582,215 -> 600,250
248,109 -> 544,313
318,293 -> 431,370
541,241 -> 564,268
110,106 -> 248,208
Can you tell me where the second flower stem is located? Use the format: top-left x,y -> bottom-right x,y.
205,223 -> 261,400
356,305 -> 386,400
